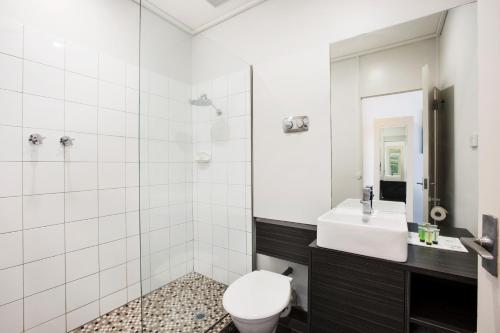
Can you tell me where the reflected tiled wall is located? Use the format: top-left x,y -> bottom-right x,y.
192,69 -> 252,285
137,69 -> 194,295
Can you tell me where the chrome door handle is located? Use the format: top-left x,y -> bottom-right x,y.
460,214 -> 498,277
460,237 -> 494,260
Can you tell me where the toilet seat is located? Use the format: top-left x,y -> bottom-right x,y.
223,270 -> 292,321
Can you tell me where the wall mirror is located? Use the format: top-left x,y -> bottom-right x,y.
329,2 -> 478,233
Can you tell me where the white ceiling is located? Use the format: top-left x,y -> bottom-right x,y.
144,0 -> 268,34
331,11 -> 446,60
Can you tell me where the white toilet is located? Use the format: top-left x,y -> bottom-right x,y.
222,270 -> 292,333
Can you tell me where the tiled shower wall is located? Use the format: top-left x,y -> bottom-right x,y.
192,69 -> 253,285
0,10 -> 193,333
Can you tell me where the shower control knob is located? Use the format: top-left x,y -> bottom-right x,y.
60,136 -> 75,147
296,119 -> 304,128
284,120 -> 293,130
28,133 -> 45,145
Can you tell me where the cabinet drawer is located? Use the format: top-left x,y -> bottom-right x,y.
310,249 -> 406,333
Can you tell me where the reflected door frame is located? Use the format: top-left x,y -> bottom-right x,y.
373,116 -> 414,222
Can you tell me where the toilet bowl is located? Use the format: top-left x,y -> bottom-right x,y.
222,270 -> 292,333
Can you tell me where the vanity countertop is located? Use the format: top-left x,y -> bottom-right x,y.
309,222 -> 478,284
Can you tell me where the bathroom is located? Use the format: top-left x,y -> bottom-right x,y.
0,0 -> 499,332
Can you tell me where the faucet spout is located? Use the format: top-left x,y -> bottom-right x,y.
360,186 -> 374,215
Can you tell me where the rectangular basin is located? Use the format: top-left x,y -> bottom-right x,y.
317,200 -> 408,262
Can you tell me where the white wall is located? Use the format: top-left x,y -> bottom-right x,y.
0,1 -> 193,332
359,38 -> 437,96
477,0 -> 500,331
253,47 -> 332,224
438,2 -> 478,233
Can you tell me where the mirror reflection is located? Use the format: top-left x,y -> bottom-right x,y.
330,3 -> 478,232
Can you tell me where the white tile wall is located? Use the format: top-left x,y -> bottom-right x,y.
0,14 -> 148,332
0,11 -> 252,333
192,69 -> 252,285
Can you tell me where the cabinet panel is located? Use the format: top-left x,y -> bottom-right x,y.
310,249 -> 406,333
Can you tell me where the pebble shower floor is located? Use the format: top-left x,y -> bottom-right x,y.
71,272 -> 233,333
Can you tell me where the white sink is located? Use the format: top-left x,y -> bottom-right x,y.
317,199 -> 408,262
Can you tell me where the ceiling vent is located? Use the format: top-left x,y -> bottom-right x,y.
206,0 -> 231,7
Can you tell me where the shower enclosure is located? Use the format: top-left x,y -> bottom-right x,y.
0,1 -> 252,332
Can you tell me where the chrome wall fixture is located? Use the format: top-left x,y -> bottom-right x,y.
28,133 -> 45,145
60,136 -> 75,147
283,116 -> 309,133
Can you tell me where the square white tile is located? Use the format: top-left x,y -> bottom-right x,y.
98,135 -> 125,162
25,315 -> 66,333
99,264 -> 126,297
0,196 -> 22,233
0,125 -> 22,161
99,239 -> 126,270
65,162 -> 98,192
0,300 -> 23,333
99,54 -> 126,86
23,225 -> 64,263
0,265 -> 23,306
66,273 -> 99,312
23,193 -> 64,229
24,285 -> 65,330
24,27 -> 64,68
0,162 -> 22,197
0,18 -> 23,57
0,53 -> 22,92
23,61 -> 64,99
23,94 -> 65,131
228,229 -> 246,253
99,214 -> 126,244
0,90 -> 22,126
65,190 -> 98,222
99,81 -> 125,111
0,231 -> 22,269
65,102 -> 98,134
65,218 -> 98,252
98,108 -> 126,136
65,41 -> 98,78
24,254 -> 65,296
98,163 -> 125,189
66,246 -> 99,282
65,71 -> 98,106
23,162 -> 64,195
99,288 -> 127,316
98,188 -> 125,216
66,301 -> 99,332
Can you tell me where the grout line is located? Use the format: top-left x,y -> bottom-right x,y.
20,23 -> 25,333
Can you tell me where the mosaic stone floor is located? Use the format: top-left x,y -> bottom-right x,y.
72,272 -> 232,333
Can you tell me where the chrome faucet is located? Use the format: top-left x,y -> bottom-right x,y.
361,186 -> 374,215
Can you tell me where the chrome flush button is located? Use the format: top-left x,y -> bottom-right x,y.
283,116 -> 309,133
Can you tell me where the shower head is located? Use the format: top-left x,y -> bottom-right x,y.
190,94 -> 223,116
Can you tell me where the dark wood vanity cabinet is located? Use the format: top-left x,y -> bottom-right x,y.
308,224 -> 478,333
309,247 -> 406,333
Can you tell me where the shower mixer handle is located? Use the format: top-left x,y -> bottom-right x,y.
60,136 -> 75,147
28,133 -> 45,145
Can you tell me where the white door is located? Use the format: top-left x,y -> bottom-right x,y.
477,0 -> 500,331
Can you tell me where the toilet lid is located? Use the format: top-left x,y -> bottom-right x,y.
223,270 -> 292,320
